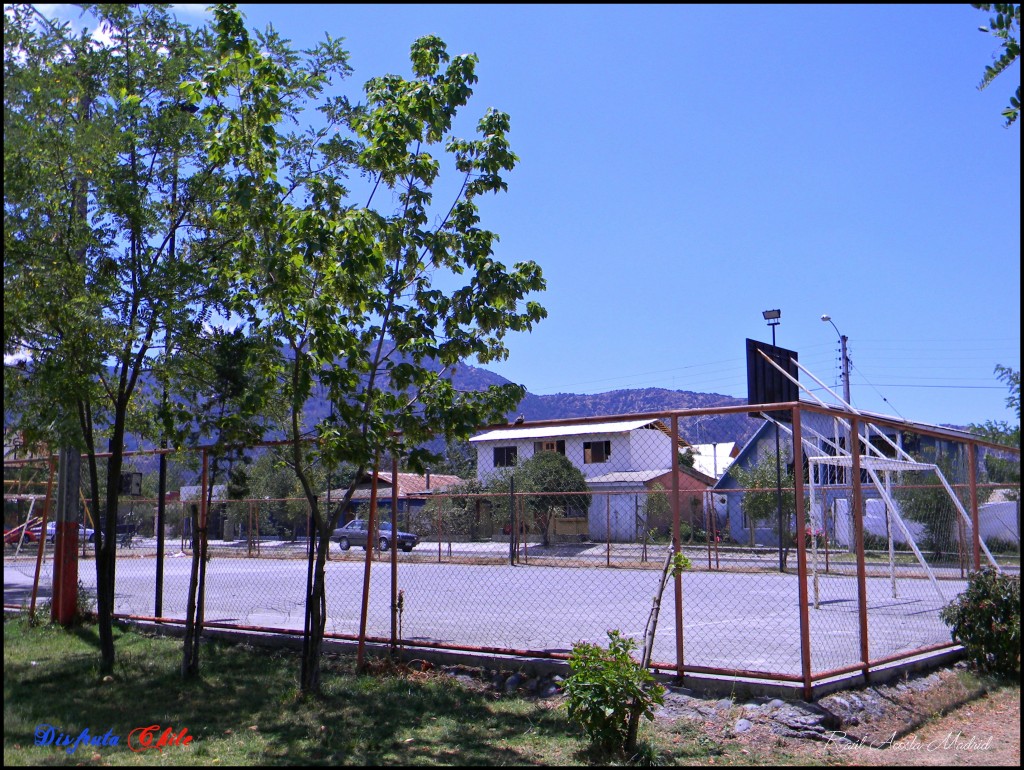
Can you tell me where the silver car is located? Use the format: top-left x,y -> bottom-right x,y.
331,519 -> 419,552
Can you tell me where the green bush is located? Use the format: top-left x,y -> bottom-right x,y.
939,567 -> 1020,676
563,630 -> 665,755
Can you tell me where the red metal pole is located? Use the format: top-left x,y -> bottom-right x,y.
968,442 -> 981,571
671,415 -> 684,681
357,463 -> 379,669
30,456 -> 57,617
52,447 -> 81,625
792,408 -> 813,700
390,455 -> 399,657
605,495 -> 611,567
706,492 -> 712,570
850,417 -> 870,679
522,498 -> 529,564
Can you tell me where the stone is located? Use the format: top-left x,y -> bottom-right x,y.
734,718 -> 753,733
538,682 -> 560,698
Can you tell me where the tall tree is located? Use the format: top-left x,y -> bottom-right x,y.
194,9 -> 546,693
4,4 -> 238,671
3,4 -> 307,670
974,3 -> 1021,126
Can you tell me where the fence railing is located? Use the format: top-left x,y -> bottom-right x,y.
4,404 -> 1019,696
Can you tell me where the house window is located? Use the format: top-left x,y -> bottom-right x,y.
493,446 -> 518,468
583,440 -> 611,464
533,440 -> 565,455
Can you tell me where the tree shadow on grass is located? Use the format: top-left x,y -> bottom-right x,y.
5,621 -> 582,766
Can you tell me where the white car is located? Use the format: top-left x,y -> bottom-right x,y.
45,522 -> 96,543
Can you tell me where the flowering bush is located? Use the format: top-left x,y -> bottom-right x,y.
803,526 -> 826,548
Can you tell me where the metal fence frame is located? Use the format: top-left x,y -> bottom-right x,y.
4,402 -> 1019,698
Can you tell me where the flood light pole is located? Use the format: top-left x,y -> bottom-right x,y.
762,309 -> 785,572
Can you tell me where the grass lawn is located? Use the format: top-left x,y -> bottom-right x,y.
3,614 -> 824,766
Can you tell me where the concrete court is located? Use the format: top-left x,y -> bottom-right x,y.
4,549 -> 964,680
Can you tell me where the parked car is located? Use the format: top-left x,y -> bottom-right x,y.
4,526 -> 38,545
44,521 -> 96,543
331,519 -> 419,552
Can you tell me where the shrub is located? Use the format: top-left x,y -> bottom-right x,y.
939,567 -> 1020,676
563,630 -> 665,755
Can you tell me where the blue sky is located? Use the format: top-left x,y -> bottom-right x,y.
48,4 -> 1024,428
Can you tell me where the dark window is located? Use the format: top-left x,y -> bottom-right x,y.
861,433 -> 898,459
533,440 -> 566,455
583,440 -> 611,464
494,446 -> 518,467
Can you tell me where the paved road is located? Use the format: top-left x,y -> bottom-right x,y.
5,543 -> 969,678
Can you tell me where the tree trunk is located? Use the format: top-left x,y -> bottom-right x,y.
625,549 -> 675,753
300,524 -> 331,694
97,412 -> 128,673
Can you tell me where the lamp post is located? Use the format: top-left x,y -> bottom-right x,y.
820,315 -> 851,405
762,309 -> 785,572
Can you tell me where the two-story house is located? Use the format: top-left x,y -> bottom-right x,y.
470,418 -> 714,541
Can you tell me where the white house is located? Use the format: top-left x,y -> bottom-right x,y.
470,419 -> 703,541
682,442 -> 738,480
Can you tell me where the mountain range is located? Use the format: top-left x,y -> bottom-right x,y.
320,359 -> 761,447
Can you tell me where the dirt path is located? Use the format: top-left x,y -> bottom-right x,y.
812,684 -> 1020,766
650,664 -> 1020,766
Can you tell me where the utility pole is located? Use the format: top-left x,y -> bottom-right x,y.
821,315 -> 851,405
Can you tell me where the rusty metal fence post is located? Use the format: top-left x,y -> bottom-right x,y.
29,455 -> 57,617
792,407 -> 813,699
391,454 -> 399,657
671,415 -> 684,681
850,417 -> 870,680
357,463 -> 379,669
968,442 -> 981,571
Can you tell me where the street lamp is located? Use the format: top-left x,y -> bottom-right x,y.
762,309 -> 785,572
820,315 -> 851,405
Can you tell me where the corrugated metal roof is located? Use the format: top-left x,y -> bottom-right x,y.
586,469 -> 673,484
322,472 -> 466,501
470,419 -> 665,442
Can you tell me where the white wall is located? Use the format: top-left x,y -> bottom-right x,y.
628,428 -> 674,472
979,501 -> 1020,543
475,430 -> 644,483
587,489 -> 643,541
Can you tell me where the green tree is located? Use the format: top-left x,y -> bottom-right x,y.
195,10 -> 545,693
4,4 -> 239,672
174,327 -> 278,677
968,364 -> 1020,500
639,483 -> 672,542
728,448 -> 795,549
974,3 -> 1021,126
895,453 -> 968,561
501,451 -> 591,546
431,438 -> 477,479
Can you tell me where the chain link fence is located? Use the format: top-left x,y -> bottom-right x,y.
5,406 -> 1019,694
